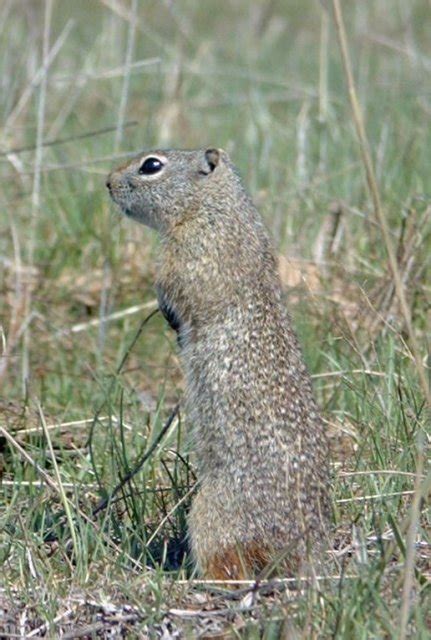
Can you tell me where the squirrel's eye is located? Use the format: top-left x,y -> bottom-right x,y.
139,157 -> 164,175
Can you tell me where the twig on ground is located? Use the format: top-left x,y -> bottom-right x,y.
60,615 -> 140,640
26,607 -> 76,638
175,574 -> 360,587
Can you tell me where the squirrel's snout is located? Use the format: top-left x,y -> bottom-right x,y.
105,170 -> 114,191
106,171 -> 131,193
106,169 -> 119,191
106,169 -> 119,192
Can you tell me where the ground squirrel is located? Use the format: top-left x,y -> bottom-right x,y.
106,148 -> 330,579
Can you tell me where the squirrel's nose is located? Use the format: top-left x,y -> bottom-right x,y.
106,178 -> 112,190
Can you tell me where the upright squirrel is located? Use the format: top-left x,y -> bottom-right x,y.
106,148 -> 330,579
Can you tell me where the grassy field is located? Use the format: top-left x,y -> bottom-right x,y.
0,0 -> 430,637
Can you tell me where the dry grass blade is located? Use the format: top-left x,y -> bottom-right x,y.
114,0 -> 138,150
336,490 -> 416,504
2,19 -> 73,135
92,403 -> 180,515
0,121 -> 138,157
0,424 -> 59,492
0,223 -> 27,388
175,575 -> 360,587
145,485 -> 195,548
37,401 -> 80,557
26,607 -> 76,638
398,438 -> 426,640
63,300 -> 157,335
381,468 -> 431,574
0,423 -> 144,571
330,0 -> 431,408
22,0 -> 53,388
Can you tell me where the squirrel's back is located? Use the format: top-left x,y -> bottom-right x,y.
107,148 -> 331,578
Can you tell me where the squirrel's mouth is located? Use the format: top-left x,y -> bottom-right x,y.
113,201 -> 133,217
107,188 -> 131,215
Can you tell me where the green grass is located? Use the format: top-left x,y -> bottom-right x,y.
0,1 -> 430,637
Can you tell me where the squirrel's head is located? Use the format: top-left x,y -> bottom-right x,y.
106,147 -> 234,233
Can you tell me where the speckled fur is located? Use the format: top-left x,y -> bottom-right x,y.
107,148 -> 331,578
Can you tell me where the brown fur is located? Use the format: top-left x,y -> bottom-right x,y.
107,148 -> 331,578
205,543 -> 271,580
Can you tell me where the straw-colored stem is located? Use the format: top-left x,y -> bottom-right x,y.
398,439 -> 425,640
114,0 -> 137,151
330,0 -> 430,408
38,402 -> 80,559
22,0 -> 53,391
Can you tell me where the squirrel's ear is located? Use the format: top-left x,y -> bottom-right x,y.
199,148 -> 221,175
